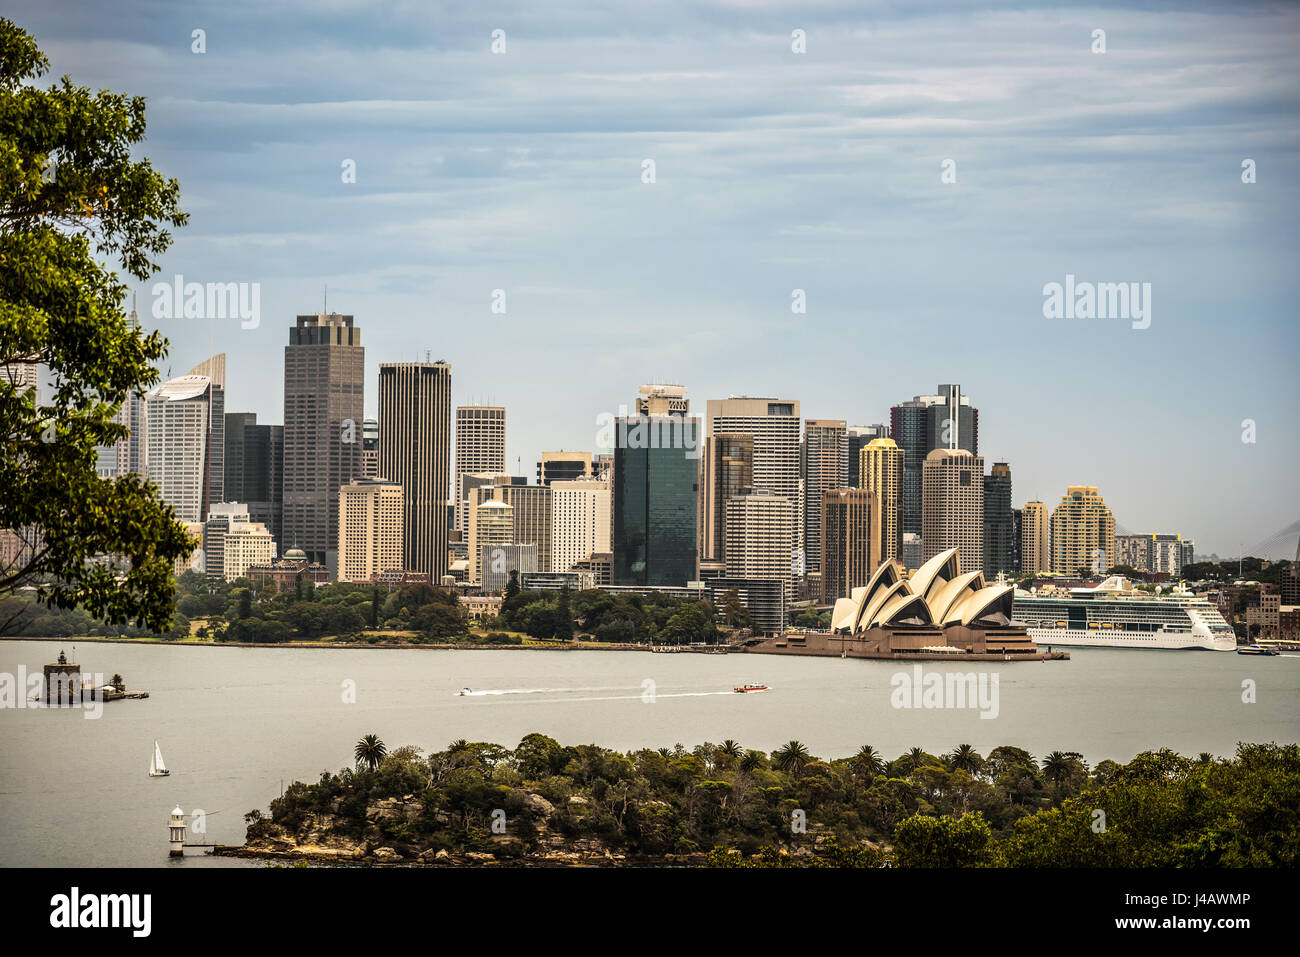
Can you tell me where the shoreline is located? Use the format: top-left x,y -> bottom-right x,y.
0,635 -> 662,652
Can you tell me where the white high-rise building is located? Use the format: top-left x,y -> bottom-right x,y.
337,478 -> 405,583
704,397 -> 801,561
551,479 -> 611,573
454,406 -> 506,531
723,488 -> 797,600
144,374 -> 212,523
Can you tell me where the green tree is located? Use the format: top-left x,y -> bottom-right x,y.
354,734 -> 387,772
893,812 -> 993,867
772,740 -> 812,778
0,19 -> 191,633
554,585 -> 574,641
504,570 -> 520,600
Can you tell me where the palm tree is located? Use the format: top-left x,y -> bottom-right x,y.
739,750 -> 763,774
354,734 -> 387,772
853,745 -> 885,781
772,740 -> 812,777
1197,752 -> 1214,764
949,744 -> 982,775
908,746 -> 928,770
448,738 -> 470,753
1042,751 -> 1073,788
719,739 -> 743,759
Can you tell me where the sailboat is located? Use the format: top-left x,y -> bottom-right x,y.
149,740 -> 170,777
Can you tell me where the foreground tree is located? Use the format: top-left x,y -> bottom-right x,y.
354,734 -> 387,772
0,19 -> 191,632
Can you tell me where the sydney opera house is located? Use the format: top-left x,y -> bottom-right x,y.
746,547 -> 1052,660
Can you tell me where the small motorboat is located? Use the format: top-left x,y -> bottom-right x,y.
149,740 -> 170,777
1237,645 -> 1278,656
457,687 -> 472,696
733,683 -> 769,694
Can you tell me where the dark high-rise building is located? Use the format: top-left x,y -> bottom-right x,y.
707,432 -> 753,562
612,414 -> 699,586
983,461 -> 1014,579
890,384 -> 978,537
225,412 -> 284,545
802,420 -> 848,574
379,362 -> 452,583
282,314 -> 364,571
820,487 -> 880,603
847,424 -> 888,488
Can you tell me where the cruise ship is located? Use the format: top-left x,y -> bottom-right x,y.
1012,577 -> 1236,651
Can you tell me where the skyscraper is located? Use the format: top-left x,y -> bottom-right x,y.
860,437 -> 904,565
186,354 -> 226,512
282,313 -> 364,570
891,384 -> 978,537
469,499 -> 514,584
551,479 -> 611,573
362,418 -> 379,479
983,462 -> 1015,579
1049,486 -> 1115,577
921,448 -> 984,575
379,362 -> 452,582
820,487 -> 881,603
1020,500 -> 1050,575
94,299 -> 144,479
724,488 -> 796,607
704,432 -> 753,562
704,397 -> 800,561
537,451 -> 593,485
337,478 -> 404,583
144,374 -> 213,524
636,383 -> 689,416
802,419 -> 848,574
612,413 -> 699,586
454,406 -> 506,531
224,412 -> 283,545
847,424 -> 889,489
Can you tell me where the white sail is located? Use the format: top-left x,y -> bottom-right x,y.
152,741 -> 166,774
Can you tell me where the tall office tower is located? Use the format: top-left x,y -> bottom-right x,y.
724,488 -> 797,602
1021,500 -> 1050,575
379,362 -> 452,583
494,484 -> 552,573
847,424 -> 889,488
337,478 -> 405,583
469,500 -> 514,583
890,384 -> 978,537
1049,486 -> 1115,577
704,397 -> 801,561
537,451 -> 593,485
921,448 -> 984,575
362,418 -> 379,478
612,414 -> 700,586
186,354 -> 226,510
636,383 -> 689,416
551,479 -> 611,573
703,432 -> 754,562
1010,508 -> 1023,575
143,375 -> 212,523
820,488 -> 881,603
982,462 -> 1015,579
802,420 -> 848,574
860,437 -> 904,565
283,314 -> 364,570
223,412 -> 257,499
93,300 -> 144,478
454,406 -> 506,530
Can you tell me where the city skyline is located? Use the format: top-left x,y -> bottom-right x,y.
21,1 -> 1299,557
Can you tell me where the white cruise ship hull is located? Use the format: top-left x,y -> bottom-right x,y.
1026,626 -> 1235,652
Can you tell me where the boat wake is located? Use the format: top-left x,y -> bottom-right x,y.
455,687 -> 740,703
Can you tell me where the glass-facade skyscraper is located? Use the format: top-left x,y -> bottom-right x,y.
890,384 -> 978,538
612,415 -> 699,586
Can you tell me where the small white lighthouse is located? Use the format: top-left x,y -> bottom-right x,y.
169,806 -> 186,857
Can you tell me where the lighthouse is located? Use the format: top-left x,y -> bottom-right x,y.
169,806 -> 186,857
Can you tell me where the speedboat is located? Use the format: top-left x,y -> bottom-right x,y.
733,684 -> 769,694
457,687 -> 472,696
1237,645 -> 1278,656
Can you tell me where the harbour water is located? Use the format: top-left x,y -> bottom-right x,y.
1,639 -> 1296,867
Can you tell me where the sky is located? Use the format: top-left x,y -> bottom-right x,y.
18,0 -> 1300,557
